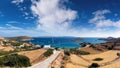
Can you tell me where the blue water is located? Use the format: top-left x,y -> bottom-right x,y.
23,37 -> 105,48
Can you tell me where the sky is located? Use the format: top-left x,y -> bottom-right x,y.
0,0 -> 120,37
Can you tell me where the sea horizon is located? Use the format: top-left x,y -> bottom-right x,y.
21,37 -> 106,48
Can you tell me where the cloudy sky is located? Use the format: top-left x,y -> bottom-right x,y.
0,0 -> 120,37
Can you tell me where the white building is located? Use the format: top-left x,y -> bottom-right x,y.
44,45 -> 51,49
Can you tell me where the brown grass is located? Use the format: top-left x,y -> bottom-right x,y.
18,49 -> 46,64
66,50 -> 120,68
0,46 -> 14,51
82,50 -> 120,64
66,62 -> 86,68
80,47 -> 102,54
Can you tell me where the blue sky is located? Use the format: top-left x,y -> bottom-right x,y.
0,0 -> 120,37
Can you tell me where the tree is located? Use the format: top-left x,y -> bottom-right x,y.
44,49 -> 53,57
3,54 -> 31,67
89,63 -> 100,68
64,50 -> 70,56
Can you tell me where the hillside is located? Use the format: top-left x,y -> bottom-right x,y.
6,36 -> 32,41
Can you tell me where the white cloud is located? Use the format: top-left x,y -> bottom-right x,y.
90,9 -> 111,24
5,24 -> 22,30
90,9 -> 120,28
11,0 -> 24,5
8,21 -> 20,24
30,0 -> 77,35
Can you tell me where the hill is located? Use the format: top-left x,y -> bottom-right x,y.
6,36 -> 32,41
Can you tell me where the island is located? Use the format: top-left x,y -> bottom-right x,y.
6,36 -> 33,41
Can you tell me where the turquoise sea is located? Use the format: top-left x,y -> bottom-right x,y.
23,37 -> 105,48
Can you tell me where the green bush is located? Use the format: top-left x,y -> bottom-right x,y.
11,42 -> 22,46
117,53 -> 120,56
64,51 -> 70,56
44,49 -> 53,57
51,66 -> 54,68
93,58 -> 103,61
62,56 -> 69,60
77,50 -> 90,55
89,63 -> 100,68
60,66 -> 64,68
0,58 -> 4,66
2,54 -> 31,67
0,50 -> 19,56
70,48 -> 90,55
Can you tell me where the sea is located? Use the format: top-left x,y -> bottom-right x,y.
22,37 -> 105,48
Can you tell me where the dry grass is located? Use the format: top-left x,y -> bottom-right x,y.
101,60 -> 120,68
66,50 -> 120,68
18,49 -> 46,64
0,46 -> 14,51
80,47 -> 102,54
70,54 -> 90,66
82,50 -> 120,64
66,63 -> 86,68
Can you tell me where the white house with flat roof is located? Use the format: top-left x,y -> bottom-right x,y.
44,45 -> 51,49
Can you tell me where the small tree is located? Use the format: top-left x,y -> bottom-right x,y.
93,58 -> 103,61
89,63 -> 100,68
117,53 -> 120,56
64,51 -> 70,56
44,49 -> 53,57
3,54 -> 31,67
0,58 -> 3,67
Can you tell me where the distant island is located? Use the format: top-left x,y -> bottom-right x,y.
6,36 -> 32,41
72,37 -> 83,42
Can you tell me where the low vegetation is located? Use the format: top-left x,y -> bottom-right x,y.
0,50 -> 19,56
80,42 -> 91,47
64,50 -> 70,56
60,66 -> 65,68
117,53 -> 120,56
88,63 -> 100,68
44,49 -> 54,57
0,54 -> 31,67
93,58 -> 103,61
70,48 -> 90,55
11,42 -> 23,46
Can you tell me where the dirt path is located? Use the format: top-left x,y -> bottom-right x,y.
30,50 -> 61,68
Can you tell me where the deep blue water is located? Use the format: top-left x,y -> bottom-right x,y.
23,37 -> 105,48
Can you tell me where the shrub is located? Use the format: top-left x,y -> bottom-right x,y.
64,51 -> 70,56
70,48 -> 77,54
3,54 -> 31,67
70,48 -> 90,55
55,47 -> 58,50
93,58 -> 103,61
41,45 -> 44,48
60,66 -> 64,68
0,50 -> 19,56
117,53 -> 120,56
76,50 -> 90,55
0,58 -> 4,66
44,49 -> 53,57
51,66 -> 54,68
89,63 -> 100,68
62,56 -> 69,60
